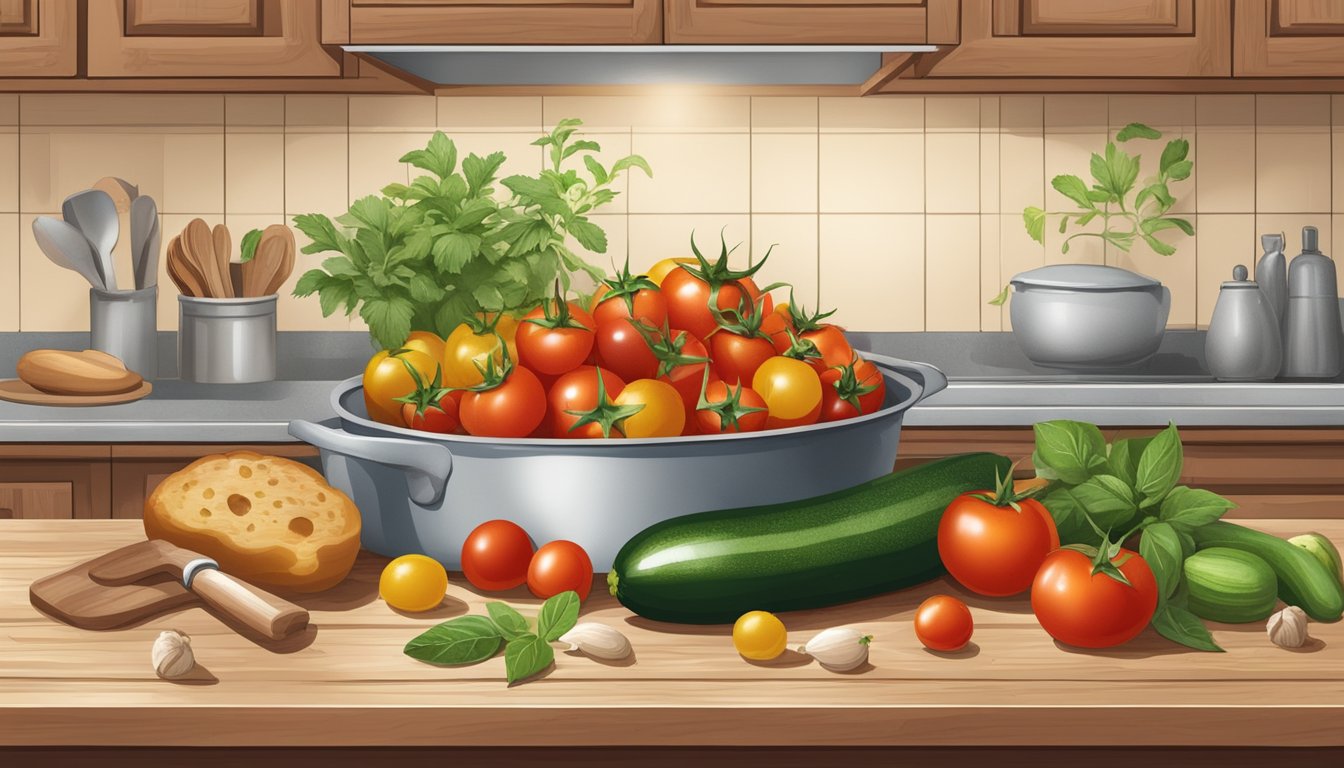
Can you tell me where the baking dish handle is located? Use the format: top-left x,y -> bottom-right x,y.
862,353 -> 948,402
288,419 -> 452,508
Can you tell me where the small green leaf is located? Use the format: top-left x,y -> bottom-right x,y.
1144,217 -> 1194,236
1141,233 -> 1178,256
583,156 -> 609,185
1151,601 -> 1224,652
610,155 -> 653,178
1166,159 -> 1193,181
1033,420 -> 1109,484
1070,474 -> 1139,533
1160,138 -> 1189,175
1051,174 -> 1096,210
537,591 -> 581,643
239,229 -> 263,263
1140,521 -> 1183,601
504,633 -> 555,684
1136,423 -> 1182,507
1160,486 -> 1236,532
1107,437 -> 1152,487
1042,486 -> 1095,546
1116,123 -> 1162,142
404,615 -> 503,665
486,602 -> 531,640
568,218 -> 608,254
987,284 -> 1011,306
1023,207 -> 1046,243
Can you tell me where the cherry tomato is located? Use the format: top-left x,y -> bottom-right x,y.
362,348 -> 437,426
738,276 -> 773,317
1032,547 -> 1158,649
548,366 -> 629,438
613,379 -> 685,438
592,283 -> 668,335
644,328 -> 715,432
819,357 -> 888,421
751,357 -> 823,429
459,366 -> 547,438
732,610 -> 787,661
801,325 -> 855,372
461,520 -> 536,592
516,299 -> 596,376
696,379 -> 769,434
595,320 -> 660,382
938,488 -> 1059,597
663,269 -> 760,341
761,308 -> 796,354
646,257 -> 697,287
401,396 -> 459,434
914,595 -> 974,652
711,329 -> 777,386
442,320 -> 519,389
379,554 -> 448,613
528,540 -> 594,601
401,330 -> 446,362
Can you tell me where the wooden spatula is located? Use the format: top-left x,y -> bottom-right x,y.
212,223 -> 235,298
184,218 -> 227,299
30,539 -> 309,641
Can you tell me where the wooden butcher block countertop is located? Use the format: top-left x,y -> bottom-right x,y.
0,520 -> 1341,749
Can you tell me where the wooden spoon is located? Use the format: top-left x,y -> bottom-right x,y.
212,223 -> 234,298
183,218 -> 226,299
166,235 -> 206,298
263,225 -> 296,296
243,229 -> 282,298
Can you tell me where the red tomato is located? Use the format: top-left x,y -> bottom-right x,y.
914,595 -> 974,652
459,366 -> 547,438
938,490 -> 1059,597
592,283 -> 668,334
647,329 -> 716,431
662,234 -> 773,340
528,540 -> 594,601
594,318 -> 660,382
760,308 -> 797,354
711,330 -> 776,386
547,365 -> 628,438
400,390 -> 462,434
801,325 -> 855,372
461,520 -> 535,592
819,357 -> 887,421
516,299 -> 596,376
1032,547 -> 1158,648
696,379 -> 769,434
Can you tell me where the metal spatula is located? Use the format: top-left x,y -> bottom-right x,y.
62,189 -> 120,291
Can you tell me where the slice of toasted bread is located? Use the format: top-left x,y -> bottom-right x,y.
144,452 -> 361,593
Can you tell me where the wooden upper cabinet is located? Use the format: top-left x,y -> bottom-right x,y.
86,0 -> 343,78
664,0 -> 959,44
909,0 -> 1231,78
1236,0 -> 1344,76
0,0 -> 77,77
348,0 -> 663,44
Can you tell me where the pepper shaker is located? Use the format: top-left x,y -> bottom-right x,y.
1281,226 -> 1343,379
1205,265 -> 1282,381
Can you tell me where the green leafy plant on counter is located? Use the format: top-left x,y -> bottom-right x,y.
404,590 -> 581,685
292,119 -> 652,350
988,122 -> 1194,305
1032,420 -> 1235,652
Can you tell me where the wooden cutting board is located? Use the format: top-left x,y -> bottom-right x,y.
29,542 -> 197,630
0,379 -> 152,406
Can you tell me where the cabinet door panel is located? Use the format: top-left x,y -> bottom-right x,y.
1010,0 -> 1192,35
665,0 -> 956,44
0,0 -> 76,78
87,0 -> 342,78
0,453 -> 112,519
1236,0 -> 1344,75
350,0 -> 662,44
0,483 -> 73,519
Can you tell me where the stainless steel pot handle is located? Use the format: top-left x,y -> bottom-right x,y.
861,353 -> 948,402
288,419 -> 453,507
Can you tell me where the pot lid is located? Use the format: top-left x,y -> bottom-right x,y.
1010,264 -> 1162,291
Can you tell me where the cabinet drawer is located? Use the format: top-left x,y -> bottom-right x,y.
0,483 -> 73,520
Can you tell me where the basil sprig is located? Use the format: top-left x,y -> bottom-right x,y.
404,591 -> 582,684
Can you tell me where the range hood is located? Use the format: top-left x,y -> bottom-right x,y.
344,45 -> 937,87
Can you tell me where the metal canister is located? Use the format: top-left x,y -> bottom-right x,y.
178,295 -> 277,383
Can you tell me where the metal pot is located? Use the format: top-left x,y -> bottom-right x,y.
288,353 -> 946,570
1009,264 -> 1171,369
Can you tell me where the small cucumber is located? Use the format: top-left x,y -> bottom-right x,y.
609,452 -> 1012,624
1183,547 -> 1277,624
1192,522 -> 1344,623
1289,533 -> 1344,587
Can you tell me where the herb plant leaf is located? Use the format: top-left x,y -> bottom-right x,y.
537,591 -> 581,643
1140,521 -> 1184,601
1033,420 -> 1109,484
1051,175 -> 1095,210
404,615 -> 503,665
1070,475 -> 1138,533
486,602 -> 531,640
1160,486 -> 1236,532
504,633 -> 555,684
1152,600 -> 1224,652
1116,122 -> 1163,142
1136,423 -> 1183,506
1107,437 -> 1152,487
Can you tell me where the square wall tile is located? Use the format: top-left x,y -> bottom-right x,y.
752,214 -> 818,309
349,96 -> 437,132
20,213 -> 95,331
1109,229 -> 1196,328
980,214 -> 1002,331
1001,96 -> 1044,131
925,96 -> 980,132
1197,95 -> 1253,127
0,130 -> 16,212
541,96 -> 636,133
819,97 -> 923,133
547,95 -> 749,133
225,95 -> 284,128
1259,214 -> 1334,271
284,133 -> 347,218
1195,214 -> 1255,328
348,132 -> 426,201
225,132 -> 284,215
1335,215 -> 1344,275
1257,94 -> 1331,129
629,133 -> 749,214
819,134 -> 923,213
819,214 -> 923,331
285,95 -> 347,131
1045,210 -> 1105,266
925,215 -> 981,331
980,115 -> 1000,213
925,132 -> 978,213
751,97 -> 817,132
451,132 -> 544,184
0,95 -> 16,126
22,95 -> 223,127
0,214 -> 16,330
1335,116 -> 1344,214
445,97 -> 543,132
20,130 -> 173,213
1044,95 -> 1107,132
1198,129 -> 1254,213
752,134 -> 817,213
999,127 -> 1043,214
163,131 -> 224,214
1257,130 -> 1331,213
1109,95 -> 1195,131
566,214 -> 628,281
628,214 -> 751,275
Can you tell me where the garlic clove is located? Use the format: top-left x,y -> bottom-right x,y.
556,623 -> 632,661
1266,605 -> 1310,649
151,629 -> 196,679
798,626 -> 872,672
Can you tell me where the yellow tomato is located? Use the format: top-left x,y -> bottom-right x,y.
613,379 -> 685,438
442,322 -> 521,389
401,330 -> 446,363
752,356 -> 822,429
733,610 -> 787,661
379,554 -> 449,613
646,257 -> 697,287
363,348 -> 437,426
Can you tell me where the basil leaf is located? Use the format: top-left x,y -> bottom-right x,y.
504,633 -> 555,684
1177,529 -> 1197,560
404,615 -> 503,666
1140,521 -> 1183,601
1033,420 -> 1108,484
1041,486 -> 1096,546
1151,602 -> 1223,652
1070,474 -> 1138,533
1160,486 -> 1236,532
1136,422 -> 1182,506
1023,206 -> 1046,243
1107,436 -> 1152,487
239,229 -> 263,264
537,591 -> 581,643
1116,122 -> 1162,142
1051,174 -> 1095,210
1160,137 -> 1189,174
486,602 -> 531,640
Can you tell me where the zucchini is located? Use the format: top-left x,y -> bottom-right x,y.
608,452 -> 1012,624
1183,547 -> 1277,624
1192,521 -> 1344,623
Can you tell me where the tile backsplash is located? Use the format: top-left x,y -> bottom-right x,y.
2,92 -> 1342,334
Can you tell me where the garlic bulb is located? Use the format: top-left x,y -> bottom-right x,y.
557,623 -> 632,660
798,627 -> 872,672
151,629 -> 195,679
1267,606 -> 1310,649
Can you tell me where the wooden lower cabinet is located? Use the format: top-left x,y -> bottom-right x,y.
0,446 -> 111,519
109,444 -> 320,520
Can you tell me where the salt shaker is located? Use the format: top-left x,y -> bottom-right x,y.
1281,226 -> 1343,379
1205,265 -> 1282,381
